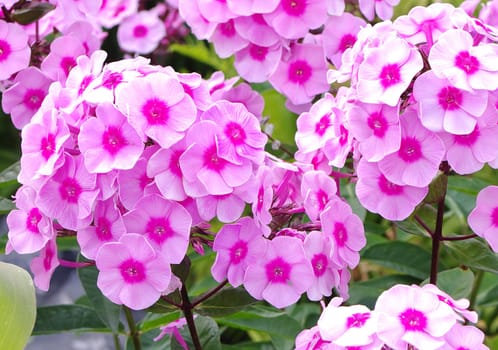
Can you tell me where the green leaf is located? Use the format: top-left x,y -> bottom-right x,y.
217,306 -> 301,350
446,176 -> 490,220
262,89 -> 297,147
422,267 -> 474,300
0,161 -> 20,184
348,274 -> 419,309
0,262 -> 36,350
361,241 -> 435,279
139,312 -> 182,333
172,316 -> 221,350
11,2 -> 56,25
445,239 -> 498,274
0,197 -> 15,214
78,265 -> 122,333
222,341 -> 274,350
197,287 -> 258,317
33,305 -> 109,335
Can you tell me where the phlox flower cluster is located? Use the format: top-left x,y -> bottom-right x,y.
177,0 -> 400,107
296,283 -> 487,350
295,2 -> 498,223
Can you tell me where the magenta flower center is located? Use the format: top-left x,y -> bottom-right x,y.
288,60 -> 312,84
378,174 -> 403,196
454,126 -> 479,146
142,98 -> 169,125
256,187 -> 265,211
346,312 -> 370,328
0,40 -> 12,62
367,111 -> 388,138
249,45 -> 269,61
491,207 -> 498,227
311,253 -> 328,277
265,257 -> 291,283
225,122 -> 247,145
229,240 -> 248,264
139,173 -> 153,190
338,34 -> 357,53
120,258 -> 146,284
203,144 -> 226,171
95,217 -> 112,241
252,14 -> 266,24
102,126 -> 126,155
399,308 -> 427,331
454,51 -> 479,75
456,348 -> 469,350
60,56 -> 77,77
379,64 -> 401,89
398,137 -> 422,163
282,0 -> 306,16
333,222 -> 348,247
315,114 -> 331,137
438,86 -> 463,110
23,89 -> 45,110
102,71 -> 123,89
59,178 -> 82,203
339,125 -> 349,146
26,208 -> 42,233
40,133 -> 56,160
169,150 -> 183,177
220,20 -> 236,37
133,24 -> 148,38
316,189 -> 329,210
43,244 -> 54,271
146,217 -> 173,244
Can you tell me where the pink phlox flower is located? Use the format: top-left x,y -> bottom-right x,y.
153,317 -> 192,348
274,228 -> 307,241
36,154 -> 99,230
251,165 -> 274,236
326,0 -> 345,16
147,140 -> 188,201
207,71 -> 239,100
317,297 -> 381,348
178,0 -> 216,40
348,101 -> 401,162
97,0 -> 139,29
355,158 -> 428,221
322,109 -> 353,168
2,67 -> 52,129
62,20 -> 104,56
177,72 -> 213,112
196,189 -> 248,223
41,35 -> 87,83
304,231 -> 340,301
320,199 -> 366,269
123,194 -> 192,264
196,0 -> 237,23
480,0 -> 498,29
210,19 -> 249,59
413,70 -> 488,135
438,112 -> 498,175
211,81 -> 265,119
295,148 -> 332,174
201,100 -> 267,165
79,102 -> 144,173
421,284 -> 478,323
359,0 -> 400,21
357,35 -> 423,107
30,238 -> 59,291
295,326 -> 332,350
439,323 -> 489,350
468,185 -> 498,253
180,120 -> 252,196
243,235 -> 314,308
296,93 -> 341,153
77,196 -> 126,260
378,108 -> 445,187
301,170 -> 338,221
263,0 -> 328,40
211,217 -> 268,287
270,157 -> 303,207
234,42 -> 283,83
96,170 -> 119,201
96,233 -> 172,310
393,3 -> 455,47
18,109 -> 70,184
227,0 -> 280,15
374,284 -> 457,350
117,10 -> 166,54
116,71 -> 197,149
269,43 -> 329,105
53,0 -> 102,33
233,14 -> 281,47
322,13 -> 366,69
336,269 -> 351,300
429,29 -> 498,92
0,20 -> 31,80
7,185 -> 54,254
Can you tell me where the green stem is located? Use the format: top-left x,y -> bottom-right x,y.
192,279 -> 228,307
113,333 -> 121,350
124,307 -> 141,350
430,196 -> 445,285
181,284 -> 202,350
